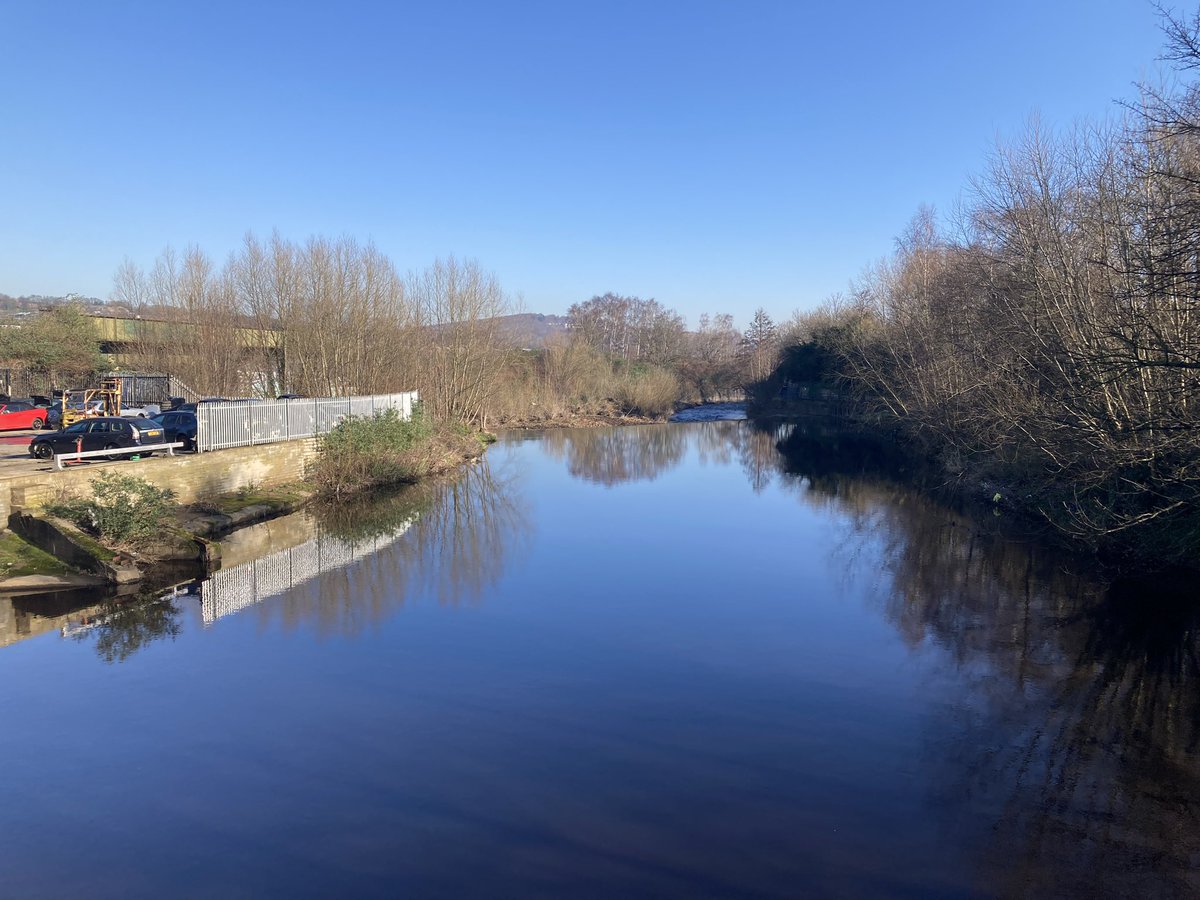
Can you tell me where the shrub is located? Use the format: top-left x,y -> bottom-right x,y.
47,472 -> 177,547
311,405 -> 448,498
320,406 -> 433,456
613,364 -> 681,417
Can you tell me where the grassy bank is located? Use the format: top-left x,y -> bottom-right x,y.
0,530 -> 74,579
310,407 -> 489,499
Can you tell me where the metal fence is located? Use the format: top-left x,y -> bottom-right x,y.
109,373 -> 198,405
195,391 -> 418,453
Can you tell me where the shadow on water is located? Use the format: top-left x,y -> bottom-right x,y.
540,414 -> 1200,893
760,416 -> 1200,897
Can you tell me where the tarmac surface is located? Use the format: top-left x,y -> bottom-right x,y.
0,430 -> 48,477
0,429 -> 148,478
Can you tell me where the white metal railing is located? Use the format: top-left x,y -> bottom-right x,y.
195,391 -> 418,453
54,442 -> 185,469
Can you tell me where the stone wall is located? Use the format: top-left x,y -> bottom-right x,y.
0,439 -> 319,523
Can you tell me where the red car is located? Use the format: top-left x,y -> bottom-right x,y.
0,401 -> 49,431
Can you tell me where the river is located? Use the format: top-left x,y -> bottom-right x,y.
1,414 -> 1196,898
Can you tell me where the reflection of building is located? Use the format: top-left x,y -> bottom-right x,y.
0,591 -> 109,648
199,518 -> 417,626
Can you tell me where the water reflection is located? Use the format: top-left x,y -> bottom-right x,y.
539,420 -> 767,486
2,414 -> 1198,896
198,456 -> 528,636
541,426 -> 688,486
0,456 -> 528,658
763,418 -> 1200,897
1,589 -> 115,649
66,595 -> 183,663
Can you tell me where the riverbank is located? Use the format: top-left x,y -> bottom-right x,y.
751,406 -> 1199,577
498,412 -> 664,429
495,399 -> 748,430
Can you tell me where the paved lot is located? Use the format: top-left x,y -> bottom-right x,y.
0,429 -> 186,479
0,430 -> 47,477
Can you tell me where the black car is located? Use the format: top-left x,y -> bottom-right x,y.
29,417 -> 167,460
149,410 -> 198,451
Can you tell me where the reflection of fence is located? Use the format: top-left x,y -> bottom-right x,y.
200,517 -> 416,625
196,391 -> 418,452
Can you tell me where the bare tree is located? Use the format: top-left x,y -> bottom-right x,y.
406,256 -> 511,425
567,293 -> 685,365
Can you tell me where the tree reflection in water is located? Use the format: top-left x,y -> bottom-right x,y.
257,456 -> 531,636
541,420 -> 760,486
69,595 -> 183,664
767,418 -> 1200,897
542,426 -> 689,485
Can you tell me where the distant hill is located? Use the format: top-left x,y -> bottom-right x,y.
490,313 -> 570,348
0,292 -> 125,318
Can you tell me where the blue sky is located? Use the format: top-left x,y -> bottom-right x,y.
0,1 -> 1168,327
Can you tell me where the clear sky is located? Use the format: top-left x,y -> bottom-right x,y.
0,0 -> 1168,327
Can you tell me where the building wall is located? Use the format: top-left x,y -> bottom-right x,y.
0,438 -> 319,523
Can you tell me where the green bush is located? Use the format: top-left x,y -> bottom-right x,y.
311,406 -> 440,498
320,406 -> 434,456
47,472 -> 177,546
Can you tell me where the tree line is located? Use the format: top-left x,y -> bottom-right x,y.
488,292 -> 783,422
763,9 -> 1200,563
106,237 -> 788,425
112,235 -> 508,424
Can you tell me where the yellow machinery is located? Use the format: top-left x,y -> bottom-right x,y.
59,377 -> 123,428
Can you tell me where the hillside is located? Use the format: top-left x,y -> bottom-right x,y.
490,313 -> 570,348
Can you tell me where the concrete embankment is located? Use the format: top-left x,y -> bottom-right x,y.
0,438 -> 322,589
0,438 -> 319,522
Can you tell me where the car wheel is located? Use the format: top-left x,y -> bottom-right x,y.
102,442 -> 120,461
33,443 -> 53,460
30,417 -> 43,430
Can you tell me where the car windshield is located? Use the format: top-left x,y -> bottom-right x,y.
150,414 -> 168,426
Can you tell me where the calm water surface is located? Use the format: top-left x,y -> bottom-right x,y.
1,417 -> 1197,898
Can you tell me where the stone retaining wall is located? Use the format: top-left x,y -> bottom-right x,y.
0,438 -> 319,523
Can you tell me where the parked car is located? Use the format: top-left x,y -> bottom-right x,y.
149,410 -> 198,451
0,401 -> 50,431
121,403 -> 162,418
29,417 -> 166,460
173,397 -> 237,414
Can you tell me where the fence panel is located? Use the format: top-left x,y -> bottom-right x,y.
196,391 -> 418,452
